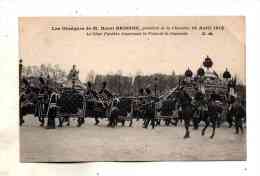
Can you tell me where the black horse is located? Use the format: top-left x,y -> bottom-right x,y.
57,88 -> 85,127
201,100 -> 223,139
226,100 -> 245,134
20,94 -> 34,126
107,97 -> 134,128
19,86 -> 39,126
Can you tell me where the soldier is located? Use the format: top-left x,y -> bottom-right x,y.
46,91 -> 59,129
85,81 -> 98,99
193,87 -> 205,129
194,87 -> 204,103
93,81 -> 113,125
177,87 -> 193,138
68,65 -> 79,81
231,99 -> 245,134
99,81 -> 113,99
143,88 -> 156,129
226,95 -> 236,128
107,98 -> 120,127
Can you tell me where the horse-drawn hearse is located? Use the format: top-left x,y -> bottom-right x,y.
152,56 -> 237,130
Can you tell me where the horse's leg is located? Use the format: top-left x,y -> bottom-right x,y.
210,117 -> 216,139
193,115 -> 199,130
143,118 -> 147,127
184,118 -> 190,138
77,117 -> 84,127
201,118 -> 209,136
19,113 -> 24,126
121,119 -> 125,127
168,118 -> 174,126
107,115 -> 112,127
157,119 -> 161,126
151,117 -> 155,129
180,112 -> 183,125
144,117 -> 150,129
164,119 -> 168,126
66,117 -> 70,126
178,111 -> 183,127
46,107 -> 56,129
173,117 -> 178,126
94,116 -> 100,125
235,117 -> 240,134
129,119 -> 133,127
216,115 -> 221,128
41,117 -> 45,127
37,105 -> 43,126
77,118 -> 81,127
239,118 -> 244,134
227,112 -> 233,128
112,116 -> 117,128
58,117 -> 63,128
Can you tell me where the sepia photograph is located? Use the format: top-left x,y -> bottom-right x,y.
19,16 -> 246,162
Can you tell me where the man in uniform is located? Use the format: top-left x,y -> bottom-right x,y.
193,87 -> 205,129
84,81 -> 98,124
226,94 -> 236,128
68,65 -> 79,81
85,81 -> 98,99
178,87 -> 193,138
143,88 -> 156,129
46,90 -> 59,129
231,98 -> 245,134
93,81 -> 113,125
99,81 -> 113,99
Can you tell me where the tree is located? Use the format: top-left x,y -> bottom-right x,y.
86,70 -> 96,83
26,66 -> 32,77
115,70 -> 123,95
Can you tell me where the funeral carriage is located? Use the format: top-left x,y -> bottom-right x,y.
154,56 -> 236,126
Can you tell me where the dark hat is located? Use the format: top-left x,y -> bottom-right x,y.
39,77 -> 45,85
102,81 -> 107,87
145,88 -> 151,95
87,81 -> 92,88
139,88 -> 144,95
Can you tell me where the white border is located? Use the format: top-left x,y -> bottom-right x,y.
0,0 -> 260,176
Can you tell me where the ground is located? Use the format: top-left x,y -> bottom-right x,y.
20,115 -> 246,162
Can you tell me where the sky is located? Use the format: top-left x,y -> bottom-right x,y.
19,16 -> 245,83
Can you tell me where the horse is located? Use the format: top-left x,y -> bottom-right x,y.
108,97 -> 134,128
57,88 -> 85,127
19,86 -> 39,126
154,98 -> 179,127
84,95 -> 112,126
20,94 -> 35,126
225,100 -> 246,134
201,100 -> 223,138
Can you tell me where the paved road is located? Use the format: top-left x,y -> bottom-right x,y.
20,115 -> 246,162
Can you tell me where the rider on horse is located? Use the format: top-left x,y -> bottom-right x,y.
93,81 -> 113,125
